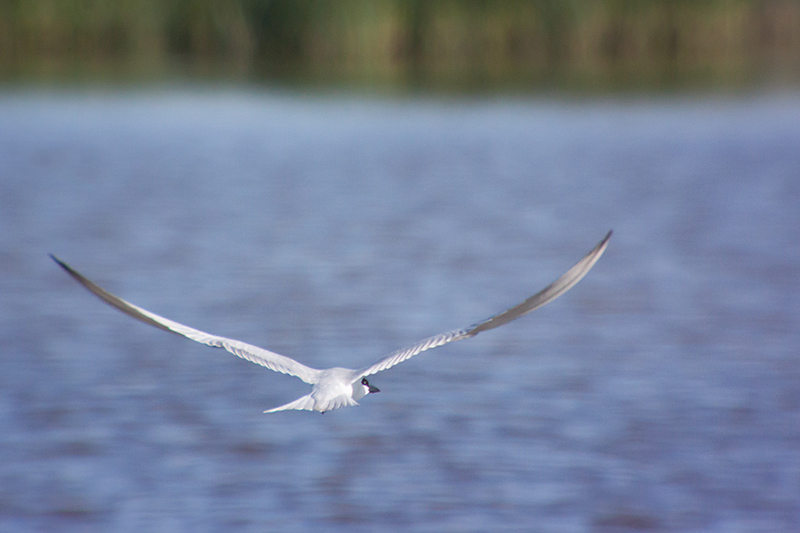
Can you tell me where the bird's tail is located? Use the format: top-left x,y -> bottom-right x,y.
263,394 -> 315,413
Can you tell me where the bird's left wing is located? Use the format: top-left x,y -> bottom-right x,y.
355,231 -> 611,379
51,255 -> 322,385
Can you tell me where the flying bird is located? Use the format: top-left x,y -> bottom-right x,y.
51,231 -> 611,413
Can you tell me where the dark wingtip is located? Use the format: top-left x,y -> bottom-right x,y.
596,230 -> 613,250
49,253 -> 71,272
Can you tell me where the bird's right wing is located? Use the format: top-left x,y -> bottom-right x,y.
51,255 -> 322,385
355,231 -> 611,379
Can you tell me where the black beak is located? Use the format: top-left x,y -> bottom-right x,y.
369,385 -> 380,394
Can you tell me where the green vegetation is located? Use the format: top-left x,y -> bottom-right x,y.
1,0 -> 799,90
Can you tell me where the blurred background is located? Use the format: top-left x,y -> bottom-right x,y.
3,0 -> 800,90
2,1 -> 800,532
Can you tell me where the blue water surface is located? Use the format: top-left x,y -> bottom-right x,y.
1,89 -> 799,532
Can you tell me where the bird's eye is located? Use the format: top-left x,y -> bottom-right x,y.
361,378 -> 368,385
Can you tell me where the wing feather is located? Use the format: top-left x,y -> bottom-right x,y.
356,231 -> 611,379
51,255 -> 322,385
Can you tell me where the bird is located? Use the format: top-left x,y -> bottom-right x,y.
51,231 -> 611,413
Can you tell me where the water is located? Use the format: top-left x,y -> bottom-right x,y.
1,89 -> 799,532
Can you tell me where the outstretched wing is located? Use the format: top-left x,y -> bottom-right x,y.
356,230 -> 612,379
51,255 -> 322,385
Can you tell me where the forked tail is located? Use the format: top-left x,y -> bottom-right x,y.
263,394 -> 315,413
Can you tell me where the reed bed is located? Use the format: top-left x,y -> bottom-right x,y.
2,0 -> 799,88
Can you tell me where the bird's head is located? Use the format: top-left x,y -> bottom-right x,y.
361,377 -> 380,395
